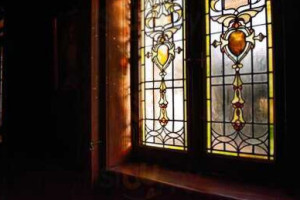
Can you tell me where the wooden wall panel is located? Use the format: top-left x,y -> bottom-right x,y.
91,0 -> 100,184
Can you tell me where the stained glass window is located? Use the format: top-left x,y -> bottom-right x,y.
206,0 -> 275,160
139,0 -> 187,150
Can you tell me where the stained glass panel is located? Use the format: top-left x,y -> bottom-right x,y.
206,0 -> 275,160
139,0 -> 187,150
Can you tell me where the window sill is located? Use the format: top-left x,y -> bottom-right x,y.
108,162 -> 293,200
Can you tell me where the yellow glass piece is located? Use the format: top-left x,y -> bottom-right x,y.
160,80 -> 167,91
179,9 -> 185,22
232,92 -> 242,105
206,14 -> 210,34
165,145 -> 185,151
207,78 -> 211,99
240,154 -> 269,160
270,125 -> 275,156
141,65 -> 145,82
232,89 -> 245,105
267,1 -> 272,23
268,24 -> 273,48
146,143 -> 185,150
205,0 -> 209,14
185,122 -> 188,147
142,119 -> 146,142
269,99 -> 274,123
183,2 -> 186,39
233,73 -> 243,87
207,100 -> 211,121
183,3 -> 186,19
267,0 -> 275,159
269,73 -> 274,98
184,61 -> 187,97
206,57 -> 211,77
141,15 -> 145,30
157,44 -> 169,66
212,150 -> 238,157
140,91 -> 144,108
141,47 -> 145,65
185,101 -> 187,122
232,108 -> 245,123
206,8 -> 211,154
184,40 -> 186,59
184,61 -> 187,79
207,122 -> 211,148
146,143 -> 163,148
206,36 -> 210,56
141,30 -> 145,47
140,83 -> 145,100
141,0 -> 144,11
268,48 -> 273,72
211,151 -> 269,160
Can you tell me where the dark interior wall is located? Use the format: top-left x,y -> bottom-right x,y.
4,1 -> 55,169
282,0 -> 300,191
1,0 -> 90,175
51,1 -> 91,172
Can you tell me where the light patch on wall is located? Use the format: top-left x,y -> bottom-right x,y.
106,0 -> 132,167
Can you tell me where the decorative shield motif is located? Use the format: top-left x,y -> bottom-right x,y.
152,38 -> 175,72
211,3 -> 266,131
145,0 -> 183,127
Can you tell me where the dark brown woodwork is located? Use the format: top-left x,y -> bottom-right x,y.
109,163 -> 294,200
90,0 -> 100,185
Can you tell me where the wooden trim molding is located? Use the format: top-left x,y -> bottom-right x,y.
91,0 -> 100,185
109,162 -> 294,200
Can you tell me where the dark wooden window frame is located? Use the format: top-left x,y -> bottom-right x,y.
0,7 -> 5,142
129,0 -> 287,184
